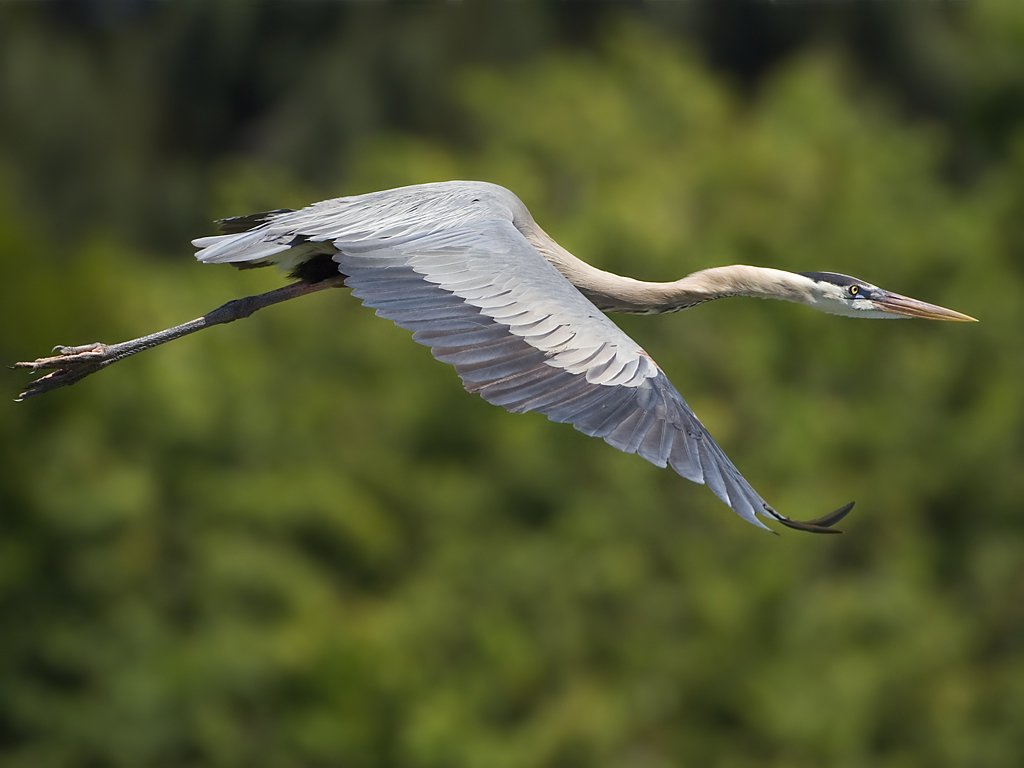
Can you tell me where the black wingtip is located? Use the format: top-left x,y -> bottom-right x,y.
775,501 -> 856,535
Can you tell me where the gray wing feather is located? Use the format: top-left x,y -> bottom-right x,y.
335,221 -> 775,530
194,183 -> 780,530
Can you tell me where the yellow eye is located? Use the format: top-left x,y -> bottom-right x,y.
848,285 -> 860,297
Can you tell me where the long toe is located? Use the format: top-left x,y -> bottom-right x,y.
54,342 -> 107,355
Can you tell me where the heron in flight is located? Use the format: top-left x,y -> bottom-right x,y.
16,181 -> 976,533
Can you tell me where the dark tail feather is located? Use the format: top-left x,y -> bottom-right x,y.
217,209 -> 294,235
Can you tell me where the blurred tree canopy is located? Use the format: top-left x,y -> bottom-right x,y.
1,2 -> 1023,767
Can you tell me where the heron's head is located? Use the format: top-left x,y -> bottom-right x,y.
798,271 -> 977,322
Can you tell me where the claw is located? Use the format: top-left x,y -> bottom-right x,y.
772,501 -> 855,535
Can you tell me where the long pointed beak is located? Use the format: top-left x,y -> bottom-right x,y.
874,292 -> 978,322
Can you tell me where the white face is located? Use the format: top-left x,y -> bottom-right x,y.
809,277 -> 901,319
801,272 -> 977,322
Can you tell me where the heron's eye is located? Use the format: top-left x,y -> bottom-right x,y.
848,285 -> 861,298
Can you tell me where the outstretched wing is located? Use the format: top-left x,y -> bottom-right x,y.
195,186 -> 847,532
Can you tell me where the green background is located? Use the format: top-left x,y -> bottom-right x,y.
1,2 -> 1022,766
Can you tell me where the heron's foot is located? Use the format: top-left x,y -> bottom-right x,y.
13,342 -> 113,401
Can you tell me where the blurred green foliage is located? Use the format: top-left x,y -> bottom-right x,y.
1,3 -> 1023,767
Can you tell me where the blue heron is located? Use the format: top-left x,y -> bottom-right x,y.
17,181 -> 976,533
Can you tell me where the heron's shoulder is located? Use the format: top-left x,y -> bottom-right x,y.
313,180 -> 531,224
380,179 -> 522,204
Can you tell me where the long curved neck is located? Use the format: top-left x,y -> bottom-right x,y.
577,264 -> 816,314
524,226 -> 815,314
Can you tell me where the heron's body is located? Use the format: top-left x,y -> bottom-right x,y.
191,180 -> 974,533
